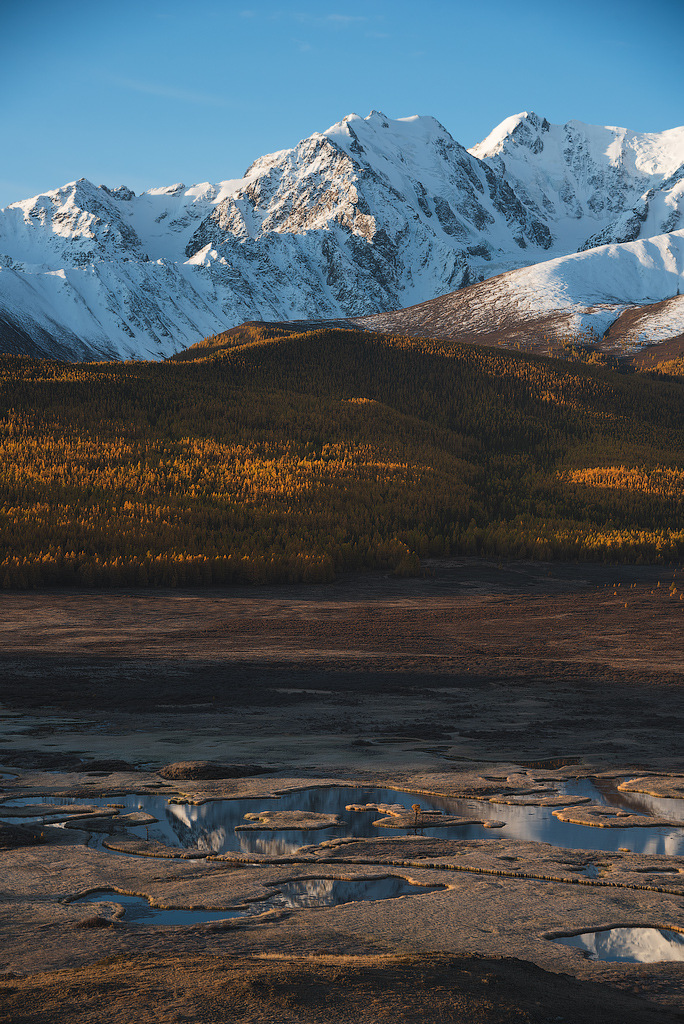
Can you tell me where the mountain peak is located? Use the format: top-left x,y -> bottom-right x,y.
1,109 -> 684,362
469,111 -> 549,159
145,183 -> 186,197
100,184 -> 136,201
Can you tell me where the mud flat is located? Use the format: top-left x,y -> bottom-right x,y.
2,561 -> 684,1021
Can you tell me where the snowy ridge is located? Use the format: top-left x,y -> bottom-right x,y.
470,112 -> 684,252
1,110 -> 683,360
615,294 -> 684,347
352,230 -> 684,352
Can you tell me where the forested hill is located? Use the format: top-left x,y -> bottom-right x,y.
1,327 -> 684,589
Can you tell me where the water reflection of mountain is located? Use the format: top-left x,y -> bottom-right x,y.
261,876 -> 441,910
273,878 -> 336,907
154,788 -> 403,854
248,834 -> 329,857
598,784 -> 684,825
73,878 -> 442,923
78,784 -> 684,857
165,803 -> 227,853
557,927 -> 684,963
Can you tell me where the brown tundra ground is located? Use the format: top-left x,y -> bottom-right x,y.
2,557 -> 684,1023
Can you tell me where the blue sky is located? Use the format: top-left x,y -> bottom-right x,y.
1,0 -> 682,208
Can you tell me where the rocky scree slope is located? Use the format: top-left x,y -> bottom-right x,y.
1,110 -> 683,360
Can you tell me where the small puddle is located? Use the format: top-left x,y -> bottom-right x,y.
260,876 -> 443,909
72,892 -> 243,925
554,927 -> 684,962
72,876 -> 442,925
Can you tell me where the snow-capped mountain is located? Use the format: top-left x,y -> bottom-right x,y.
350,228 -> 684,353
470,112 -> 684,252
1,110 -> 683,360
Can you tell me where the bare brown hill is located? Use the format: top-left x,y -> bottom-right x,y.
187,282 -> 684,366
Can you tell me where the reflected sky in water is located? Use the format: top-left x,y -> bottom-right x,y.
556,926 -> 684,963
10,780 -> 684,856
599,783 -> 684,823
73,891 -> 244,925
73,875 -> 442,924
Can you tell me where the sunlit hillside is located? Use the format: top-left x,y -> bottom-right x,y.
2,328 -> 684,588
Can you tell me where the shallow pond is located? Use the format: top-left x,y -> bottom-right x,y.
73,892 -> 243,925
72,876 -> 442,924
6,779 -> 684,856
555,926 -> 684,963
590,779 -> 684,823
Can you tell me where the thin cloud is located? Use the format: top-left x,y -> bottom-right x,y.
112,78 -> 234,108
258,10 -> 368,27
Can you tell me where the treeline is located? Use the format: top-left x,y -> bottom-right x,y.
653,355 -> 684,377
1,327 -> 684,588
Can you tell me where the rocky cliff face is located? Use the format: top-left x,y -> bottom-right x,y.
1,110 -> 683,360
470,112 -> 684,252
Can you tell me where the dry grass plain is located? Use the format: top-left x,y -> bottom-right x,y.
2,559 -> 684,1022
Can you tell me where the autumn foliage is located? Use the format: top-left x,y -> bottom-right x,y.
1,327 -> 684,588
